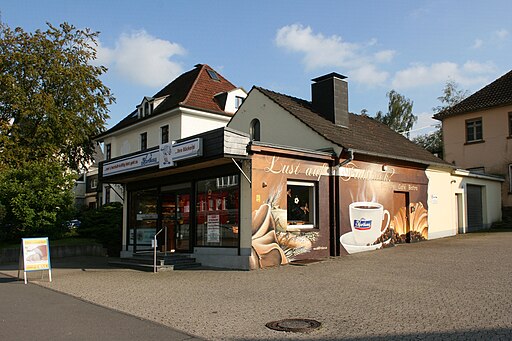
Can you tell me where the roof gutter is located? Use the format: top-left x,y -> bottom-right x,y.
338,149 -> 353,167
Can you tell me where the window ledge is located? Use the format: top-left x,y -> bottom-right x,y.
286,225 -> 316,231
464,139 -> 485,145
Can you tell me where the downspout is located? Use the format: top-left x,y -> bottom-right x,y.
335,149 -> 353,256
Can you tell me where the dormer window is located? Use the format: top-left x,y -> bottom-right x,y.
138,97 -> 154,118
235,96 -> 244,110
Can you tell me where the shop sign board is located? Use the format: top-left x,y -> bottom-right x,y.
159,142 -> 174,169
171,138 -> 203,162
103,150 -> 159,176
19,237 -> 52,284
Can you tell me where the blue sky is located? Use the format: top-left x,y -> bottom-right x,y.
2,0 -> 512,136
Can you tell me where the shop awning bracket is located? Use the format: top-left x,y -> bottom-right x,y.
232,158 -> 251,186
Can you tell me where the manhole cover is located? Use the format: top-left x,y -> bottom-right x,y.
266,318 -> 321,333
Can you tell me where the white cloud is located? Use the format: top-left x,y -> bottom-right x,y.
391,61 -> 496,89
472,39 -> 483,49
350,65 -> 389,86
374,50 -> 395,63
96,30 -> 186,87
494,29 -> 509,40
275,24 -> 393,86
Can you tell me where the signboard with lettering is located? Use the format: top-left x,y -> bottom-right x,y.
171,138 -> 203,162
103,150 -> 159,176
19,237 -> 52,284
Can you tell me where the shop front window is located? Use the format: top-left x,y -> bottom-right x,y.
129,189 -> 158,250
287,181 -> 316,228
196,175 -> 239,247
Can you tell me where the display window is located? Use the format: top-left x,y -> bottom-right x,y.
129,189 -> 158,250
196,175 -> 240,247
286,181 -> 317,228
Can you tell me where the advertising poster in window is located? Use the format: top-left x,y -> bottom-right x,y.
337,161 -> 429,255
207,214 -> 220,243
250,154 -> 331,269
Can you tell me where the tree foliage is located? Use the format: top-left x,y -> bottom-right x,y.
412,80 -> 468,157
0,160 -> 76,241
375,90 -> 417,138
0,22 -> 114,170
433,80 -> 469,114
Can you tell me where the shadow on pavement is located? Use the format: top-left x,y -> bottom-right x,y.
242,328 -> 512,340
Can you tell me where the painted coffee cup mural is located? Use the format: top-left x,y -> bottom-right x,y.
339,161 -> 429,255
350,202 -> 390,244
250,154 -> 331,269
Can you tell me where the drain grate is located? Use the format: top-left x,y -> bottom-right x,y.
266,318 -> 321,333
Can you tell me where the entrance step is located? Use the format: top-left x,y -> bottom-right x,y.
108,253 -> 202,272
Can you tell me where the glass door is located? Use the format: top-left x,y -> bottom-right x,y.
159,191 -> 191,253
175,193 -> 190,252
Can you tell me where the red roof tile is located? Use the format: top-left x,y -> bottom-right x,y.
97,64 -> 237,138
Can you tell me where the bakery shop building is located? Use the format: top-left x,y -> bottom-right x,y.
99,69 -> 502,270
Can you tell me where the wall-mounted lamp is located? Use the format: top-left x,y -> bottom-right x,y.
382,165 -> 388,171
450,180 -> 456,184
262,181 -> 267,188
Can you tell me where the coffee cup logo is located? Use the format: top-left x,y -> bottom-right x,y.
349,202 -> 390,246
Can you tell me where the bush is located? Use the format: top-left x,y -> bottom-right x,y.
0,161 -> 76,242
77,202 -> 122,256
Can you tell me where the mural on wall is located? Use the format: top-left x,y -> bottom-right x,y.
250,155 -> 329,269
339,161 -> 429,254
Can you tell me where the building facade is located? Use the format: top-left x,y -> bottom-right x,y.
99,69 -> 503,270
434,70 -> 512,209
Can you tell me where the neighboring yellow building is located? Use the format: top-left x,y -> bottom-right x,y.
434,70 -> 512,212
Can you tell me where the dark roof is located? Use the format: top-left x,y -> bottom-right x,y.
255,87 -> 448,166
434,69 -> 512,120
97,64 -> 237,139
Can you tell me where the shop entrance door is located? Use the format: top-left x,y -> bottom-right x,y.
159,191 -> 191,253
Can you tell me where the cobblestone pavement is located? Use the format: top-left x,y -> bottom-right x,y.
1,231 -> 511,340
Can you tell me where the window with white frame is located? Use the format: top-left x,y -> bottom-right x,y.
466,118 -> 483,142
286,181 -> 317,228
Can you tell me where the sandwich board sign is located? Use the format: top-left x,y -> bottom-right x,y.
18,237 -> 52,284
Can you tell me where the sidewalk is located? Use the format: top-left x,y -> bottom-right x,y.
2,231 -> 511,340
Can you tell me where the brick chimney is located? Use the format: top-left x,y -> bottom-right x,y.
311,73 -> 349,128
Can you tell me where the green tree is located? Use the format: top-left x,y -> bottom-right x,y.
0,160 -> 76,241
433,80 -> 469,114
375,90 -> 417,138
0,22 -> 114,170
413,80 -> 468,157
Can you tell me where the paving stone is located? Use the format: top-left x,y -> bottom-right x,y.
1,232 -> 511,340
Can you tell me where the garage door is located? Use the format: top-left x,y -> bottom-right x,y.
466,185 -> 483,232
